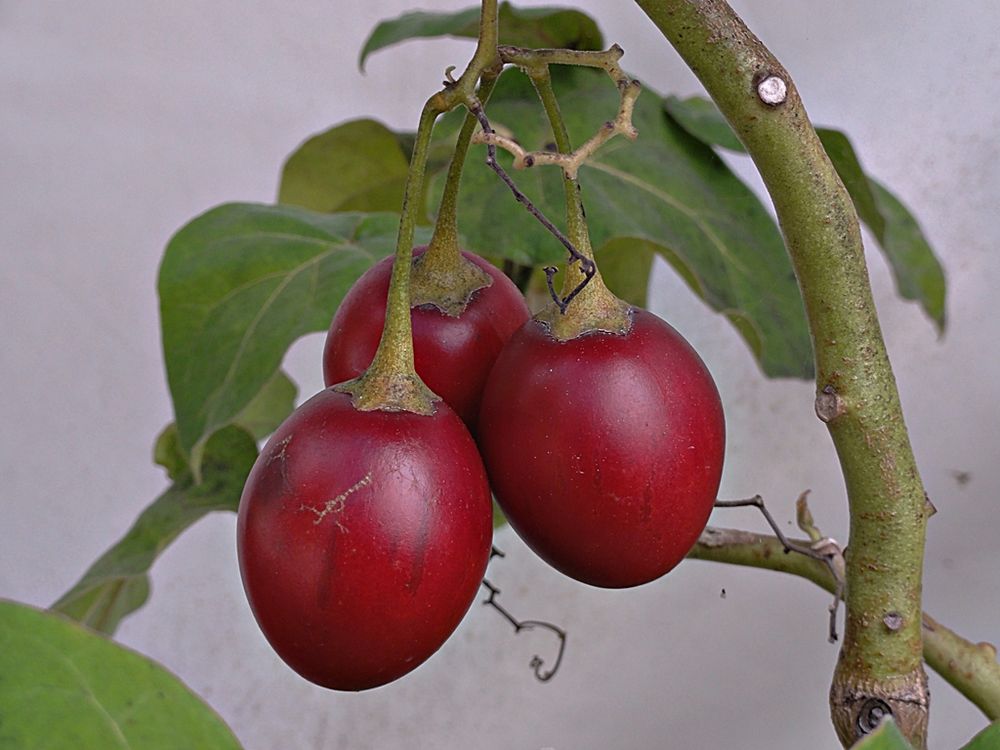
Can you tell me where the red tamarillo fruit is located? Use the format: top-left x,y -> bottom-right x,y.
478,308 -> 725,588
323,248 -> 530,428
237,388 -> 492,690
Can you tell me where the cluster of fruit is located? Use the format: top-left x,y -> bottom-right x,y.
236,245 -> 725,691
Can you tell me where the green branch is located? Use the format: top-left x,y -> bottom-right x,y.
690,527 -> 1000,722
922,614 -> 1000,721
426,74 -> 499,261
634,1 -> 930,745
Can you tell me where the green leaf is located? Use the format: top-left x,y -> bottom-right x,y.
663,95 -> 745,152
594,238 -> 656,308
867,178 -> 946,331
815,132 -> 945,331
815,128 -> 884,238
278,119 -> 410,214
848,719 -> 914,750
276,118 -> 454,225
959,721 -> 1000,750
492,498 -> 508,529
232,369 -> 297,440
359,2 -> 603,70
159,204 -> 428,464
153,423 -> 187,481
664,95 -> 946,331
0,600 -> 242,749
439,67 -> 812,378
52,426 -> 258,635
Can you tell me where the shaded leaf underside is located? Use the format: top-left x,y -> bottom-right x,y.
158,205 -> 428,465
359,2 -> 603,69
433,67 -> 812,377
664,95 -> 946,331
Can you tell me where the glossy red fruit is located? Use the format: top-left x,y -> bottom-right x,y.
478,308 -> 725,589
323,248 -> 530,427
237,388 -> 493,691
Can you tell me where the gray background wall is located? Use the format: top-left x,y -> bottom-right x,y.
2,1 -> 998,747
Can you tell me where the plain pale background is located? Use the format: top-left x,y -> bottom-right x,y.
3,1 -> 999,747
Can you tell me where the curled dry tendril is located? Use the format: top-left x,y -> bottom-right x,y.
482,545 -> 567,681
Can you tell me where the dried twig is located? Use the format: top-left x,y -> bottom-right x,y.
482,546 -> 567,682
713,495 -> 845,642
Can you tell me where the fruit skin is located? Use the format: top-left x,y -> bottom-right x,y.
237,388 -> 492,691
478,308 -> 725,589
323,248 -> 530,428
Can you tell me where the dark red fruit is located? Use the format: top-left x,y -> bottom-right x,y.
323,248 -> 530,427
237,388 -> 492,690
478,308 -> 725,589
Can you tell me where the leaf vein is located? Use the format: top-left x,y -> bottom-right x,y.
587,160 -> 752,279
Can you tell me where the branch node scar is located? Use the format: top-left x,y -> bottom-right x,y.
856,698 -> 893,735
883,612 -> 904,631
815,384 -> 846,423
757,74 -> 788,106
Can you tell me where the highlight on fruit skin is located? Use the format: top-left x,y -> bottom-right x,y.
237,387 -> 493,691
322,247 -> 530,429
478,307 -> 726,589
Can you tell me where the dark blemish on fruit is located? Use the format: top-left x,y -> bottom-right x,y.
641,484 -> 653,524
315,520 -> 340,609
255,436 -> 295,503
405,503 -> 432,594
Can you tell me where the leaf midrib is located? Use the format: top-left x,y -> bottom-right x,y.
174,234 -> 380,451
24,632 -> 133,749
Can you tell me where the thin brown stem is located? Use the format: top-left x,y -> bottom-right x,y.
714,496 -> 844,642
468,103 -> 595,314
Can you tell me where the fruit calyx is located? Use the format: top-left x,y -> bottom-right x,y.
334,369 -> 439,415
409,241 -> 493,318
535,261 -> 632,341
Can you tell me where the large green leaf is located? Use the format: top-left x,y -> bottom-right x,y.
0,600 -> 242,749
664,95 -> 946,331
661,95 -> 745,152
231,369 -> 297,442
359,2 -> 603,70
867,178 -> 946,330
278,119 -> 410,214
530,238 -> 657,309
959,721 -> 1000,750
52,426 -> 258,635
159,204 -> 427,464
435,67 -> 812,378
595,238 -> 657,309
277,119 -> 454,224
848,719 -> 913,750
